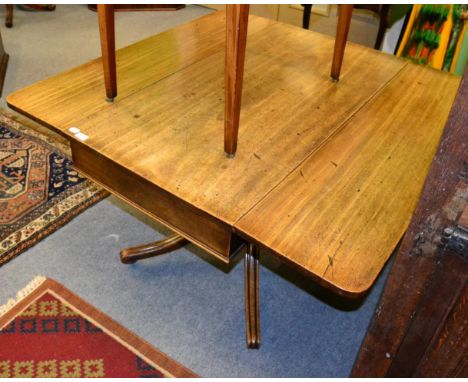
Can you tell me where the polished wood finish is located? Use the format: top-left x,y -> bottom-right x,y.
61,25 -> 402,228
121,233 -> 188,264
352,68 -> 468,377
236,63 -> 460,297
7,12 -> 460,301
8,13 -> 404,230
7,12 -> 272,131
95,4 -> 250,156
97,4 -> 117,101
69,139 -> 242,262
95,4 -> 352,155
5,5 -> 13,28
245,244 -> 260,349
331,5 -> 353,81
224,4 -> 249,157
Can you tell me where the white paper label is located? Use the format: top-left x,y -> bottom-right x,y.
74,132 -> 89,141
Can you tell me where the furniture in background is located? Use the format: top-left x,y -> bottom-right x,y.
302,4 -> 313,30
5,5 -> 12,27
88,5 -> 185,12
4,4 -> 56,28
7,12 -> 460,350
303,4 -> 390,50
202,4 -> 332,25
96,4 -> 353,157
0,30 -> 9,97
397,5 -> 468,75
352,67 -> 468,378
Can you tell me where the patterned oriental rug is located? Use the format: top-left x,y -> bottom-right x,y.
0,277 -> 197,378
0,113 -> 108,266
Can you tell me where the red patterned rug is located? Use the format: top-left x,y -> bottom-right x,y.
0,277 -> 197,378
0,113 -> 108,267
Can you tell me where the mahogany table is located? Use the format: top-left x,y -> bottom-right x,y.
96,4 -> 353,157
7,11 -> 460,349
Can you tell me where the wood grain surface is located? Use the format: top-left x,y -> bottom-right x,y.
70,139 -> 240,261
7,12 -> 273,130
236,64 -> 460,296
352,67 -> 467,377
15,18 -> 406,226
6,11 -> 460,296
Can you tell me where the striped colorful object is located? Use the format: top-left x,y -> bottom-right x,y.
443,5 -> 468,71
400,5 -> 451,66
397,4 -> 467,75
0,277 -> 197,378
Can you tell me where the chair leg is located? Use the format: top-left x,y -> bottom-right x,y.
244,243 -> 260,349
97,4 -> 117,102
302,4 -> 312,29
224,4 -> 249,158
5,5 -> 13,28
374,4 -> 390,50
331,4 -> 353,82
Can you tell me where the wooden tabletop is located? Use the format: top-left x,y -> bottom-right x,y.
7,11 -> 460,297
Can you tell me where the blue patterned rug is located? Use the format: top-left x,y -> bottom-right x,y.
0,113 -> 108,266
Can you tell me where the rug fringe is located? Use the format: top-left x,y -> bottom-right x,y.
0,275 -> 46,316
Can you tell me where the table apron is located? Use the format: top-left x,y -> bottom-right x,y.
70,139 -> 244,262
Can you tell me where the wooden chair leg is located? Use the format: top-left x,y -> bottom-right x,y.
97,4 -> 117,102
245,243 -> 260,349
224,4 -> 249,158
374,4 -> 390,50
302,4 -> 312,29
331,4 -> 353,82
5,5 -> 13,28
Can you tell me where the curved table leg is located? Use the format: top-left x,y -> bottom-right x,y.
120,233 -> 188,264
245,243 -> 260,349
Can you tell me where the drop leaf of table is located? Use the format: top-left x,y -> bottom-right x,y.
7,11 -> 460,349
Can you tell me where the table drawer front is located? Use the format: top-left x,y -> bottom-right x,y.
71,140 -> 238,261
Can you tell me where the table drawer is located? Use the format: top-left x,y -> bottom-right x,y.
70,140 -> 243,262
